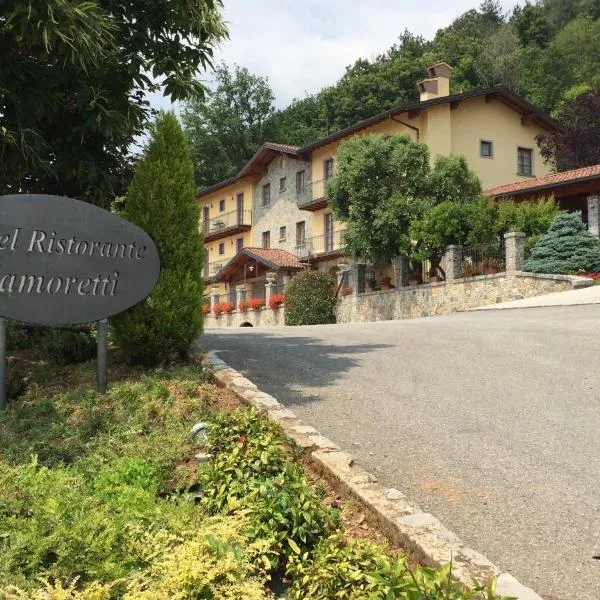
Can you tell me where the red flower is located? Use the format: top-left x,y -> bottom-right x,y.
238,299 -> 249,312
268,293 -> 285,309
248,297 -> 265,310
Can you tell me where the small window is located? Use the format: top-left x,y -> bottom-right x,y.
296,170 -> 306,195
219,199 -> 225,212
324,158 -> 334,180
296,221 -> 306,246
218,242 -> 225,255
236,237 -> 243,252
279,177 -> 286,193
279,226 -> 287,241
262,183 -> 271,207
262,231 -> 270,248
517,147 -> 533,176
480,140 -> 493,158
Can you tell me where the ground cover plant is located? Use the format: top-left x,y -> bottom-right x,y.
0,345 -> 509,599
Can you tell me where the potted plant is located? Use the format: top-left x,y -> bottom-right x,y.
221,301 -> 234,314
238,299 -> 249,312
365,277 -> 377,293
380,276 -> 394,290
268,294 -> 285,309
213,302 -> 223,317
461,261 -> 481,278
248,297 -> 265,311
202,303 -> 210,316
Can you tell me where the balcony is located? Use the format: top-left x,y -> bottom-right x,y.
202,209 -> 252,242
204,259 -> 228,281
296,178 -> 332,211
295,230 -> 346,261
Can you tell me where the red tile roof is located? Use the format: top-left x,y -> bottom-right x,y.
243,247 -> 304,269
485,165 -> 600,198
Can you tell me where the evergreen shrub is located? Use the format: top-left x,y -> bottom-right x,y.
284,270 -> 337,326
111,112 -> 204,364
523,211 -> 600,274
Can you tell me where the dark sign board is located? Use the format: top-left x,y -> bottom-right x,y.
0,194 -> 160,326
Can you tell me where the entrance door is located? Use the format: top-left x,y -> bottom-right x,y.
324,213 -> 334,252
236,192 -> 244,225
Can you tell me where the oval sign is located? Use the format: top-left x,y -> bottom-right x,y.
0,194 -> 160,326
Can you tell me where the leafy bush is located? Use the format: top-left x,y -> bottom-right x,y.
523,211 -> 600,274
41,329 -> 96,366
284,270 -> 337,326
111,112 -> 204,365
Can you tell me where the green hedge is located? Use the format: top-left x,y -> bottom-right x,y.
284,270 -> 337,326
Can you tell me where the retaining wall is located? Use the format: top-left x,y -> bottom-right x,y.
204,306 -> 285,329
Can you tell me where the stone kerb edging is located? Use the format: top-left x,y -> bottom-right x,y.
195,347 -> 543,600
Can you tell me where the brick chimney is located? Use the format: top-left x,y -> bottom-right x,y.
417,61 -> 453,101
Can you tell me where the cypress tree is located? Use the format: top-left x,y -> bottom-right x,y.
523,211 -> 600,274
111,112 -> 204,364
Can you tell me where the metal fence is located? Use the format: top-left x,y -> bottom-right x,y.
364,261 -> 396,291
296,230 -> 346,259
201,209 -> 252,237
460,242 -> 505,278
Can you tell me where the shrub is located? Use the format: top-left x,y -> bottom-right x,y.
248,297 -> 265,310
523,211 -> 600,274
268,294 -> 285,309
284,270 -> 337,326
111,112 -> 204,365
41,329 -> 96,366
238,299 -> 249,312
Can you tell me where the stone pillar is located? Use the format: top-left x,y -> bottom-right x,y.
210,286 -> 220,311
504,232 -> 526,274
235,284 -> 246,309
337,262 -> 350,290
349,262 -> 366,294
391,255 -> 410,288
444,245 -> 463,281
265,272 -> 277,305
587,195 -> 600,237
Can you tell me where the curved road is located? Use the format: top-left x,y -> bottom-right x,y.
203,305 -> 600,600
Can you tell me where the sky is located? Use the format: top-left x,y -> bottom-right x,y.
151,0 -> 525,113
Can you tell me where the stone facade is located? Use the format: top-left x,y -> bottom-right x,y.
252,154 -> 312,253
204,306 -> 285,329
335,272 -> 590,323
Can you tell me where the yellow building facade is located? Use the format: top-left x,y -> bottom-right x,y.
197,61 -> 557,298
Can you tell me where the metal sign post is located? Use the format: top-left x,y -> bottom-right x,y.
96,319 -> 108,394
0,318 -> 6,410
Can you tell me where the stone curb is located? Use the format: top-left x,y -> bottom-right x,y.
197,348 -> 542,600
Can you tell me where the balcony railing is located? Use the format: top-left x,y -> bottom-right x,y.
296,230 -> 346,259
203,259 -> 228,280
202,209 -> 252,241
296,178 -> 332,211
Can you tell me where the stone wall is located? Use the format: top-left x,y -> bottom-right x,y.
335,272 -> 591,323
204,306 -> 285,329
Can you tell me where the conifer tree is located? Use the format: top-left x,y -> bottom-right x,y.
111,112 -> 204,364
523,211 -> 600,274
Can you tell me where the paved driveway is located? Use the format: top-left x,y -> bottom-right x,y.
202,306 -> 600,600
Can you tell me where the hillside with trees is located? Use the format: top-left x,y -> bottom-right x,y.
184,0 -> 600,188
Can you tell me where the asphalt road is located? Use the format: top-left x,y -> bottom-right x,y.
202,306 -> 600,600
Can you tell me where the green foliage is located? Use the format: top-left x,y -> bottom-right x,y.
284,270 -> 337,326
1,0 -> 227,207
182,63 -> 277,189
111,112 -> 204,365
41,329 -> 96,366
523,211 -> 600,273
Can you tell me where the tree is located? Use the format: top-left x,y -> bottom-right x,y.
537,88 -> 600,171
328,134 -> 431,262
523,211 -> 600,273
284,270 -> 337,326
475,25 -> 522,92
182,64 -> 277,189
511,2 -> 553,47
111,112 -> 204,364
1,0 -> 227,208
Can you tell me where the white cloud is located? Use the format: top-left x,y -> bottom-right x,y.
150,0 -> 525,113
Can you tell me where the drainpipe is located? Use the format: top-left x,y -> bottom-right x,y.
390,115 -> 420,141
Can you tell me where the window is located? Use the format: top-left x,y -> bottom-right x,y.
480,140 -> 493,158
279,226 -> 287,241
324,158 -> 334,180
262,230 -> 270,248
262,183 -> 271,207
218,242 -> 225,255
236,237 -> 243,253
296,221 -> 306,247
296,170 -> 306,194
517,147 -> 533,176
219,199 -> 225,212
279,177 -> 286,193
